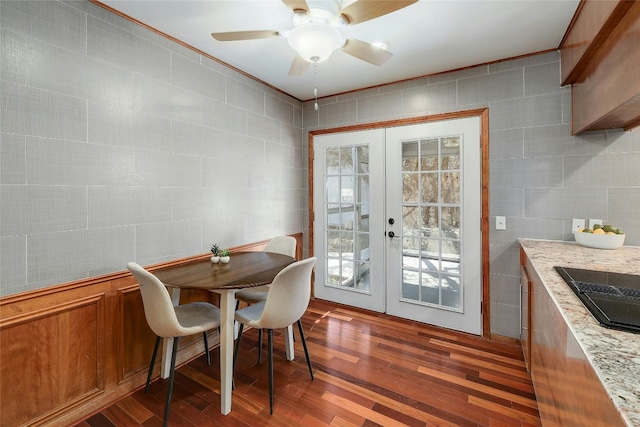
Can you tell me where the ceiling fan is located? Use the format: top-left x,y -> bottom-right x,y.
211,0 -> 418,76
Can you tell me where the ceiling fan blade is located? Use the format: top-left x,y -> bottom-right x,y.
288,55 -> 311,76
341,38 -> 393,66
339,0 -> 418,25
281,0 -> 310,13
211,30 -> 279,42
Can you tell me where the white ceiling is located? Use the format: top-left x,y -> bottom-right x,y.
95,0 -> 580,101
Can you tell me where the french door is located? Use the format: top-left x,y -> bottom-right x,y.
313,117 -> 482,335
312,129 -> 386,312
385,118 -> 482,334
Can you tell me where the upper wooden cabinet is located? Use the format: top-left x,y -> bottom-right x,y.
560,0 -> 640,134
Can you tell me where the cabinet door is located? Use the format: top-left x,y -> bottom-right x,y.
520,265 -> 531,371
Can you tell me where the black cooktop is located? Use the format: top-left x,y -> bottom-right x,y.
554,266 -> 640,334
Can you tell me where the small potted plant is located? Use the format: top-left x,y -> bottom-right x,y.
219,249 -> 231,264
210,244 -> 221,263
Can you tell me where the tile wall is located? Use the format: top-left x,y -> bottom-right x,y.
0,0 -> 304,296
303,52 -> 640,337
2,0 -> 640,338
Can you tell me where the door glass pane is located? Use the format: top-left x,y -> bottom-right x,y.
358,203 -> 369,232
341,260 -> 354,286
421,139 -> 438,170
357,146 -> 369,173
327,260 -> 341,285
421,238 -> 440,271
402,173 -> 418,203
441,273 -> 461,309
327,230 -> 340,253
421,271 -> 440,304
402,237 -> 419,267
354,262 -> 369,290
324,145 -> 371,293
402,141 -> 418,171
400,136 -> 463,312
340,147 -> 353,173
355,232 -> 370,291
421,173 -> 438,203
341,176 -> 354,202
441,172 -> 460,204
339,204 -> 354,230
357,233 -> 369,261
341,231 -> 354,259
327,204 -> 339,230
402,206 -> 420,236
421,206 -> 439,238
402,269 -> 419,299
441,137 -> 460,170
442,242 -> 460,275
326,148 -> 339,174
357,176 -> 369,203
326,177 -> 340,203
441,206 -> 460,238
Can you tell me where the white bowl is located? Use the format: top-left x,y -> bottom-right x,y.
574,231 -> 625,250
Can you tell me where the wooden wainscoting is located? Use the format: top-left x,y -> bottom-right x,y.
0,234 -> 302,427
1,293 -> 105,427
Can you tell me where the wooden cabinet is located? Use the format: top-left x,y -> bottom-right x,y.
520,249 -> 626,426
560,0 -> 640,134
519,263 -> 531,372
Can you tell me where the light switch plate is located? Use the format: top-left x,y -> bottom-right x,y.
496,216 -> 506,230
572,219 -> 585,231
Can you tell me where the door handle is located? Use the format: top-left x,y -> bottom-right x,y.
388,231 -> 397,238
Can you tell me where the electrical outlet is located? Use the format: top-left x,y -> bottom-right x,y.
572,219 -> 585,232
496,216 -> 506,230
589,219 -> 603,229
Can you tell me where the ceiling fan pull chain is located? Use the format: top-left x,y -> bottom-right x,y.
314,61 -> 319,111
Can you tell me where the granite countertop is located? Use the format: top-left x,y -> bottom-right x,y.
519,239 -> 640,427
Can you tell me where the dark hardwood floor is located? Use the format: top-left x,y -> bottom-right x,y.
76,299 -> 540,426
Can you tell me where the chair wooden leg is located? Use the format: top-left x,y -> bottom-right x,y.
145,336 -> 161,393
163,337 -> 179,427
258,328 -> 263,364
297,319 -> 314,380
203,332 -> 210,366
268,329 -> 274,415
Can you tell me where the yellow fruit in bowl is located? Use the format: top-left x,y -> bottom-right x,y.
592,228 -> 605,234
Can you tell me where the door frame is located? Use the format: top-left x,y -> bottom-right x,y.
308,108 -> 490,338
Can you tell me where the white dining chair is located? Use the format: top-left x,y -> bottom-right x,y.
233,257 -> 316,414
127,262 -> 221,427
234,235 -> 297,362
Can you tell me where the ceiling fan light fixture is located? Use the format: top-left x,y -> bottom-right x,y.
287,23 -> 345,63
